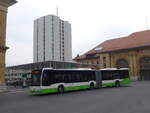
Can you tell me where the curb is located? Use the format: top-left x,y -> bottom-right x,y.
0,90 -> 9,94
0,89 -> 28,94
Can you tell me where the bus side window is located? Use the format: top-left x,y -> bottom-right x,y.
102,71 -> 113,80
120,70 -> 129,79
64,71 -> 71,83
113,73 -> 120,79
81,71 -> 87,82
89,71 -> 95,81
71,71 -> 81,82
102,71 -> 107,80
71,71 -> 75,82
55,71 -> 63,83
42,70 -> 52,86
87,71 -> 92,81
83,71 -> 88,82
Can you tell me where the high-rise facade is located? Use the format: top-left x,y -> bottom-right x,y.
33,15 -> 72,63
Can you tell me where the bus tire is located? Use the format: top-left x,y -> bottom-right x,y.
90,83 -> 95,89
58,85 -> 64,93
115,81 -> 120,87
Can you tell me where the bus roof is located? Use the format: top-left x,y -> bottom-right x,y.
38,67 -> 128,71
42,68 -> 93,71
100,68 -> 117,70
100,68 -> 128,71
119,68 -> 128,70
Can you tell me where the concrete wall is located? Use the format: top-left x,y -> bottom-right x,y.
64,21 -> 72,62
33,20 -> 38,62
53,16 -> 60,61
45,15 -> 52,61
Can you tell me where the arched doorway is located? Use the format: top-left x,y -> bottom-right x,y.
116,59 -> 128,68
140,56 -> 150,80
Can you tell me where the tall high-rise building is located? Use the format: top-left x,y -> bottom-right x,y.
33,15 -> 72,63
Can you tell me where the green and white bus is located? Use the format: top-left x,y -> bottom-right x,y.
100,68 -> 130,87
30,68 -> 130,94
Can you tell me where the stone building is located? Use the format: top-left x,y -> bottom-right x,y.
74,30 -> 150,80
0,0 -> 17,89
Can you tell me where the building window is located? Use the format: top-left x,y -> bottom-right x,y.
103,57 -> 106,68
140,56 -> 150,69
116,59 -> 128,68
92,61 -> 94,64
97,60 -> 99,64
103,56 -> 106,62
103,63 -> 106,68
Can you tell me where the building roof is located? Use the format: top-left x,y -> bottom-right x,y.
75,30 -> 150,60
1,0 -> 17,6
9,0 -> 17,6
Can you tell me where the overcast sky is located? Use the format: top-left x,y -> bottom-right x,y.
6,0 -> 150,66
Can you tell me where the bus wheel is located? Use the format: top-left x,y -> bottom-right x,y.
115,81 -> 120,87
90,83 -> 94,89
58,86 -> 64,93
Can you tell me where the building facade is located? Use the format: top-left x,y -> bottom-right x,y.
74,30 -> 150,80
0,0 -> 16,89
33,15 -> 72,63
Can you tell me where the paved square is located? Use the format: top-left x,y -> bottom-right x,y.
0,81 -> 150,113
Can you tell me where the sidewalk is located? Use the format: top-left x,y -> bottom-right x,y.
0,86 -> 28,94
0,85 -> 7,93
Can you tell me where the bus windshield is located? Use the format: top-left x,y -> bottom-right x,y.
31,70 -> 42,86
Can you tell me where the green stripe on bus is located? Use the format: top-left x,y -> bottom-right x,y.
102,78 -> 131,87
120,78 -> 131,85
64,85 -> 90,91
30,88 -> 58,94
102,82 -> 115,87
30,85 -> 91,94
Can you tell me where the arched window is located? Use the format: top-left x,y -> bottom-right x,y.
116,59 -> 128,68
140,56 -> 150,69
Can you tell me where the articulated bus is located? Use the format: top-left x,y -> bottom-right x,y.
30,68 -> 130,94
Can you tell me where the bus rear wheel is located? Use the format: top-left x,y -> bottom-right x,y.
115,81 -> 120,87
58,86 -> 64,93
90,83 -> 94,89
